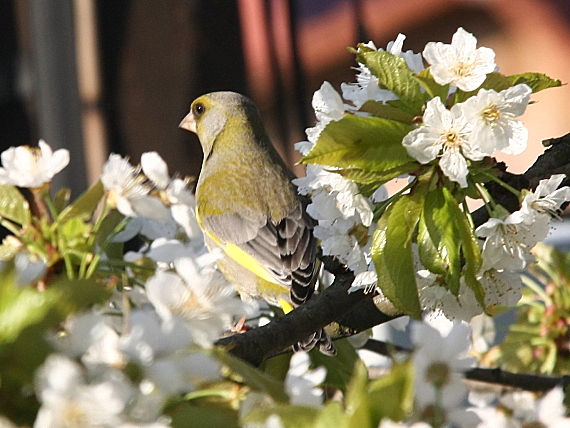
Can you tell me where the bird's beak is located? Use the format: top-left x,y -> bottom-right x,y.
179,112 -> 196,133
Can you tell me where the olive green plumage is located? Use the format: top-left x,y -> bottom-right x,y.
179,91 -> 317,307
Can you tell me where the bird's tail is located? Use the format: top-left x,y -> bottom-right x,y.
293,328 -> 336,356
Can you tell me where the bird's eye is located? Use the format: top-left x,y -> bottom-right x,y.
193,102 -> 206,116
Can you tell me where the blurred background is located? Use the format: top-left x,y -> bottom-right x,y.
2,0 -> 570,199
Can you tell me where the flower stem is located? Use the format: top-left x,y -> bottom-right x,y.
183,389 -> 233,401
479,170 -> 521,198
475,183 -> 495,217
373,178 -> 415,222
0,219 -> 21,236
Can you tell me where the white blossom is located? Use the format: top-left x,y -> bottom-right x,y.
101,154 -> 169,221
0,140 -> 69,188
462,84 -> 532,155
294,119 -> 374,276
304,81 -> 345,144
469,314 -> 496,354
140,151 -> 201,240
349,269 -> 378,293
119,310 -> 193,365
57,312 -> 126,370
145,256 -> 246,347
423,27 -> 496,92
533,387 -> 570,427
417,272 -> 483,321
402,97 -> 484,187
472,388 -> 570,428
387,33 -> 425,73
113,215 -> 180,242
412,322 -> 475,411
34,354 -> 133,428
476,210 -> 550,271
141,152 -> 170,190
315,222 -> 369,274
145,351 -> 221,395
520,174 -> 570,220
284,352 -> 326,408
478,268 -> 522,308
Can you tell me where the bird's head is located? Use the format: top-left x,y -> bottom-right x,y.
179,91 -> 263,158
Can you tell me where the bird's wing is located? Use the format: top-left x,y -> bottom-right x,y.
200,205 -> 317,305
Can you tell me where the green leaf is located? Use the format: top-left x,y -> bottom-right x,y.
0,185 -> 31,226
60,217 -> 92,251
357,50 -> 427,115
417,219 -> 446,275
310,338 -> 359,391
370,191 -> 424,319
453,72 -> 513,103
95,209 -> 126,261
314,402 -> 349,428
300,114 -> 413,175
168,402 -> 240,428
58,180 -> 105,223
414,68 -> 450,101
0,274 -> 111,422
442,188 -> 485,305
333,163 -> 417,186
368,360 -> 414,422
260,353 -> 292,382
344,361 -> 373,428
52,188 -> 71,215
244,405 -> 319,428
359,100 -> 415,124
418,188 -> 462,294
507,72 -> 562,93
0,286 -> 60,345
0,276 -> 109,345
213,349 -> 289,402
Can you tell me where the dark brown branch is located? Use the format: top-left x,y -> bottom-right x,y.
361,339 -> 570,392
359,339 -> 570,392
472,132 -> 570,227
361,338 -> 410,355
216,265 -> 368,366
465,368 -> 570,392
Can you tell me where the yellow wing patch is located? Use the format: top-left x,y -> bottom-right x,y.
197,210 -> 281,285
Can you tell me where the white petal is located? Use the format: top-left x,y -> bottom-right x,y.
312,81 -> 344,122
141,152 -> 170,189
402,128 -> 442,164
452,27 -> 478,54
501,120 -> 528,155
440,148 -> 469,187
130,196 -> 170,221
387,33 -> 406,55
501,84 -> 532,116
424,97 -> 453,130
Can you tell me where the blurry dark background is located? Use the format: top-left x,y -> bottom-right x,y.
2,0 -> 570,198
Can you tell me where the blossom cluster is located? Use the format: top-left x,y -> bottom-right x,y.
0,145 -> 326,427
297,27 -> 569,321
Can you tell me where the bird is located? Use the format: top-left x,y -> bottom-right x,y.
179,91 -> 334,355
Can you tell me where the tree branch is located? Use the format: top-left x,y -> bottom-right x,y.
464,367 -> 570,392
216,263 -> 367,366
362,339 -> 570,392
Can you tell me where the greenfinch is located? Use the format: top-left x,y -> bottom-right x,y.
179,91 -> 334,354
